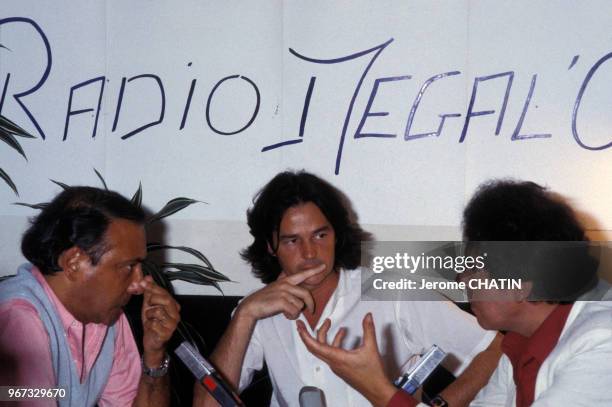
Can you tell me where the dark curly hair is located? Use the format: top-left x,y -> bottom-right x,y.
21,186 -> 145,274
241,171 -> 371,284
462,179 -> 597,301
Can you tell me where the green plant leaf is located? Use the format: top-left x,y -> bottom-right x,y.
0,115 -> 35,138
164,270 -> 222,293
147,197 -> 203,224
131,182 -> 142,208
161,262 -> 231,282
147,243 -> 215,269
0,274 -> 14,282
50,179 -> 70,190
13,201 -> 49,210
93,168 -> 108,190
0,130 -> 28,160
0,168 -> 18,196
141,259 -> 173,293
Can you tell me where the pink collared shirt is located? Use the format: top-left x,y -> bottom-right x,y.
0,267 -> 141,406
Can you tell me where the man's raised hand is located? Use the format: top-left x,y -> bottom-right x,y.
237,265 -> 326,321
296,313 -> 398,407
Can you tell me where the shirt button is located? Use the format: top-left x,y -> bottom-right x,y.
315,366 -> 321,372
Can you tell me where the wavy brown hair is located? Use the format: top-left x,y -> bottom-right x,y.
241,171 -> 371,284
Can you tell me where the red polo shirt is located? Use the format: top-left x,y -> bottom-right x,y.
502,303 -> 573,407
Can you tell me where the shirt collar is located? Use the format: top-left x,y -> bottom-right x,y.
502,303 -> 573,365
334,268 -> 352,298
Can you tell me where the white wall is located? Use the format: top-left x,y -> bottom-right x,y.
1,1 -> 610,294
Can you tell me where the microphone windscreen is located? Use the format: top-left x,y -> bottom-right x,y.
299,386 -> 326,407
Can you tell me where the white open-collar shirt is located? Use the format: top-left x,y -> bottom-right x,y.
238,268 -> 495,406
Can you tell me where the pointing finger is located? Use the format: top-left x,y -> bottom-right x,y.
285,264 -> 326,285
142,284 -> 153,313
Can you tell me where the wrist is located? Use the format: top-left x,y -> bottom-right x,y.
366,377 -> 399,407
143,349 -> 166,368
141,352 -> 170,378
234,302 -> 259,324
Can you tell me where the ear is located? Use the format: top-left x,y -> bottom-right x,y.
57,246 -> 87,282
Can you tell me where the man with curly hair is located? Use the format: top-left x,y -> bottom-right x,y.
295,180 -> 612,407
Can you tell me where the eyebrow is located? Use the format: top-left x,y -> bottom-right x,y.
278,225 -> 331,240
118,257 -> 146,266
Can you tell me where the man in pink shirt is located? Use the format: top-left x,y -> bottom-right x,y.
0,186 -> 181,406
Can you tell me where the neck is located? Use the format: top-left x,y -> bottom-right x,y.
510,302 -> 558,337
44,273 -> 88,323
303,270 -> 340,329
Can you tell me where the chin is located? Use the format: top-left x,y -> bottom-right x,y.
475,318 -> 492,330
471,306 -> 487,327
304,270 -> 335,287
301,280 -> 321,290
473,313 -> 499,331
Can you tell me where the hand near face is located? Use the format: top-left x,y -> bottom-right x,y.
129,276 -> 181,364
237,265 -> 326,322
296,313 -> 399,407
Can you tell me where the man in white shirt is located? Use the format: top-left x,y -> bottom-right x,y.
194,170 -> 501,407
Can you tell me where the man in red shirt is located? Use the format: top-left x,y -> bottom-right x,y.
297,180 -> 610,406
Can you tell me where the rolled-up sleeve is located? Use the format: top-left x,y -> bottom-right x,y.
238,320 -> 265,393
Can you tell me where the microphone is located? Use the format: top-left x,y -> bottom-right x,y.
394,344 -> 447,395
299,386 -> 327,407
174,341 -> 244,407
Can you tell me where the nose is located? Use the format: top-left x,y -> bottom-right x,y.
301,239 -> 317,259
132,263 -> 144,284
